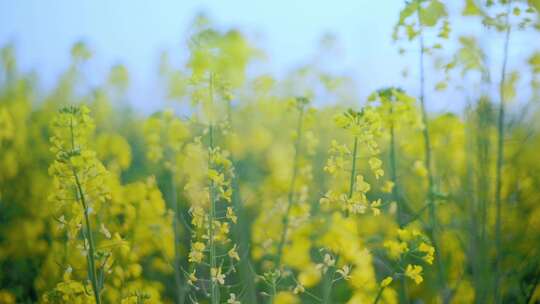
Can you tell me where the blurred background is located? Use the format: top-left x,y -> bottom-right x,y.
1,0 -> 537,112
1,1 -> 540,304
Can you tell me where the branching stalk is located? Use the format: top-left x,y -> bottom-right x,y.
226,100 -> 258,303
494,2 -> 512,303
373,286 -> 386,304
208,73 -> 219,304
275,105 -> 305,267
170,170 -> 186,304
69,119 -> 101,304
389,118 -> 409,304
75,173 -> 101,304
416,3 -> 446,299
323,134 -> 358,304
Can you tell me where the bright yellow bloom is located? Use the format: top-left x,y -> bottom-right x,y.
189,242 -> 206,263
188,270 -> 198,285
371,199 -> 382,216
405,264 -> 423,285
418,242 -> 435,265
228,244 -> 240,261
384,240 -> 408,259
381,276 -> 393,287
381,181 -> 394,193
211,267 -> 226,285
227,206 -> 237,224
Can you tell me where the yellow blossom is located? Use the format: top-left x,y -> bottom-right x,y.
405,264 -> 423,284
381,276 -> 393,287
211,267 -> 226,285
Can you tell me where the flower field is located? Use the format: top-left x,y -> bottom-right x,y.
1,1 -> 540,303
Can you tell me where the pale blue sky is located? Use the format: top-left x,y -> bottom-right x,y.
0,1 -> 537,112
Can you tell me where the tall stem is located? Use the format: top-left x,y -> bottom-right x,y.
74,172 -> 101,304
208,74 -> 219,304
389,120 -> 409,304
373,286 -> 386,304
471,99 -> 492,303
69,118 -> 101,304
494,3 -> 512,303
390,123 -> 400,225
416,4 -> 445,299
322,135 -> 358,304
322,268 -> 334,304
226,101 -> 258,303
348,137 -> 359,199
170,170 -> 186,304
275,105 -> 305,268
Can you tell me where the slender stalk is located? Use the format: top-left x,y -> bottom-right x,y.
275,105 -> 305,267
322,269 -> 334,304
465,104 -> 481,303
74,172 -> 101,304
322,135 -> 358,304
269,104 -> 305,303
373,286 -> 386,304
170,170 -> 186,304
416,3 -> 446,300
226,101 -> 257,303
390,122 -> 401,225
494,2 -> 512,303
389,118 -> 409,304
472,99 -> 492,303
208,74 -> 219,304
348,137 -> 359,199
69,118 -> 101,304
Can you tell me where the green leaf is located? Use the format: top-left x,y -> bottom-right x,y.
435,81 -> 448,91
438,20 -> 451,39
529,0 -> 540,13
397,2 -> 419,25
502,71 -> 520,102
529,52 -> 540,74
406,24 -> 418,40
420,0 -> 447,27
456,36 -> 485,75
463,0 -> 483,16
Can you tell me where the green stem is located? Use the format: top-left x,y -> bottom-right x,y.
208,123 -> 219,304
271,280 -> 277,302
69,117 -> 101,304
275,105 -> 305,268
390,123 -> 400,225
416,3 -> 446,300
347,136 -> 359,199
471,100 -> 492,303
226,101 -> 257,303
494,2 -> 512,303
208,73 -> 219,304
270,105 -> 305,303
323,135 -> 358,304
74,171 -> 101,304
170,170 -> 186,304
389,121 -> 409,304
373,286 -> 385,304
322,269 -> 334,304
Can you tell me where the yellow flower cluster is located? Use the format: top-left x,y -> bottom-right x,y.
43,106 -> 171,304
4,5 -> 540,303
383,227 -> 435,286
320,107 -> 386,215
368,87 -> 422,131
143,109 -> 190,169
